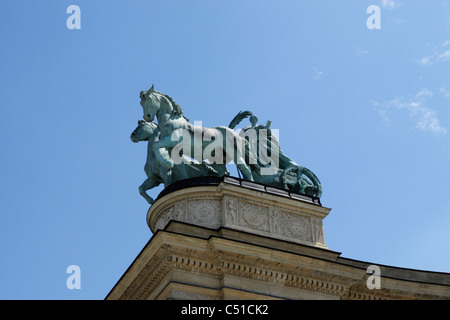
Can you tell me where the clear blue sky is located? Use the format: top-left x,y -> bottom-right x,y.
1,0 -> 449,299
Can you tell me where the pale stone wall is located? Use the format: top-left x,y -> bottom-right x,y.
106,181 -> 450,300
147,182 -> 330,249
106,222 -> 450,300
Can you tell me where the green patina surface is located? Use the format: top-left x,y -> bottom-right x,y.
132,85 -> 322,204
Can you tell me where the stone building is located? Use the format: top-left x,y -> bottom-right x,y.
106,177 -> 450,300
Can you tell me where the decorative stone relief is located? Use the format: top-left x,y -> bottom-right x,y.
238,201 -> 269,232
154,206 -> 174,231
283,212 -> 312,242
174,201 -> 187,221
148,186 -> 330,248
312,218 -> 325,245
269,207 -> 281,235
153,201 -> 187,231
187,200 -> 221,228
225,198 -> 238,225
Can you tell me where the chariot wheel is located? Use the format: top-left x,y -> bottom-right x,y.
281,165 -> 322,198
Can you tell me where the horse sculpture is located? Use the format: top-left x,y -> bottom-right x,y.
135,85 -> 322,202
130,120 -> 228,204
230,112 -> 322,198
139,85 -> 260,183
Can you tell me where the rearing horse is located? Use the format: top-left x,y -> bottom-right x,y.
130,120 -> 229,204
140,85 -> 260,181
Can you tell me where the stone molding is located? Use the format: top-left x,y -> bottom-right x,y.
107,182 -> 450,300
147,183 -> 330,249
107,229 -> 449,300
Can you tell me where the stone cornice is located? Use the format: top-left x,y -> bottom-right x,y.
108,230 -> 449,300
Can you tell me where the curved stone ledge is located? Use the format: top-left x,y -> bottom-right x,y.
147,178 -> 331,249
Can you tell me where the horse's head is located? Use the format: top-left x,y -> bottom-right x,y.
130,120 -> 159,143
140,85 -> 188,123
140,85 -> 159,122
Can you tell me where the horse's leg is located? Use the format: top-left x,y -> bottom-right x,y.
153,132 -> 185,170
139,177 -> 161,205
152,145 -> 174,170
229,131 -> 254,181
159,166 -> 173,186
235,155 -> 254,181
237,164 -> 254,181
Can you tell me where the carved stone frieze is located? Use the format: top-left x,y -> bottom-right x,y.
283,212 -> 312,242
187,199 -> 222,228
148,184 -> 331,248
238,201 -> 269,232
111,234 -> 446,300
107,184 -> 450,301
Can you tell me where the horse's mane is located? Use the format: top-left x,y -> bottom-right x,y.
155,91 -> 190,122
144,120 -> 159,131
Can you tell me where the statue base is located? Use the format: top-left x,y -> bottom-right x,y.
106,176 -> 450,300
147,176 -> 329,249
